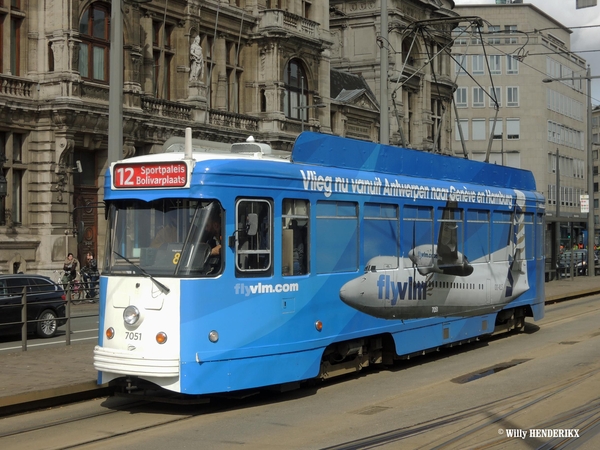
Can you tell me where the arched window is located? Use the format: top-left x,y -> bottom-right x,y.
284,59 -> 308,120
79,3 -> 110,82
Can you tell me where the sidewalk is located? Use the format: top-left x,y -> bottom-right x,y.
544,273 -> 600,302
1,276 -> 599,413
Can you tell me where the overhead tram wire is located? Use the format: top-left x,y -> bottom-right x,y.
378,16 -> 600,150
382,17 -> 492,150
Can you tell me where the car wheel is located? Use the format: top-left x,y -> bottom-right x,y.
36,309 -> 58,338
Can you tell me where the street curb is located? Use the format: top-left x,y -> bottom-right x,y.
0,381 -> 113,417
545,288 -> 600,303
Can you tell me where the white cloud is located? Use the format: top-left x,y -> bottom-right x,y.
453,0 -> 600,104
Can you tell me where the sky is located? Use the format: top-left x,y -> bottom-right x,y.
453,0 -> 600,105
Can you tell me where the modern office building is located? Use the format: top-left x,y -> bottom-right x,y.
452,2 -> 591,268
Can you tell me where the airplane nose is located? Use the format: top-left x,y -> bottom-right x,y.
339,277 -> 367,308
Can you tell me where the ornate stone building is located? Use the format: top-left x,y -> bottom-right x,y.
329,0 -> 458,150
0,0 -> 457,275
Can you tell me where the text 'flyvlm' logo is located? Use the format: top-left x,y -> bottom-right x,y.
377,275 -> 427,305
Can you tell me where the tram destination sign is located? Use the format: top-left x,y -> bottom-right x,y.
112,161 -> 189,189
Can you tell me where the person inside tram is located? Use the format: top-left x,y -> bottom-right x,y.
151,212 -> 179,249
204,212 -> 222,274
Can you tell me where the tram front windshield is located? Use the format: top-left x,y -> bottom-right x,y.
105,199 -> 223,277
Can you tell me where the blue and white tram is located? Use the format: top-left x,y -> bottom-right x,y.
94,131 -> 545,395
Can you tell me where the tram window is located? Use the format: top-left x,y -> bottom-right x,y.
492,211 -> 512,262
523,213 -> 534,261
536,214 -> 544,260
402,206 -> 433,270
316,201 -> 358,273
105,199 -> 223,277
466,209 -> 490,261
438,205 -> 465,266
235,199 -> 272,275
364,203 -> 399,264
282,199 -> 309,276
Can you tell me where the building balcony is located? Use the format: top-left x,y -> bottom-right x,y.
0,74 -> 34,99
141,97 -> 193,121
258,9 -> 320,42
208,110 -> 259,132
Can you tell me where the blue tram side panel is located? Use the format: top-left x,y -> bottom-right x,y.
94,131 -> 545,396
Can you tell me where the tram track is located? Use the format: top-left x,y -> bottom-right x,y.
323,364 -> 600,449
4,362 -> 598,450
0,400 -> 145,440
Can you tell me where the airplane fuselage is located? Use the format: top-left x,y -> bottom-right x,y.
339,255 -> 528,320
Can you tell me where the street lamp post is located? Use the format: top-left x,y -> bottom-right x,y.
108,0 -> 152,165
380,0 -> 389,144
543,67 -> 600,277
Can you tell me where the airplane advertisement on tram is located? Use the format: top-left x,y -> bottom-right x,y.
339,191 -> 531,320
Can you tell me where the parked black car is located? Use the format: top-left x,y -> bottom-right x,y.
557,250 -> 599,277
0,274 -> 67,338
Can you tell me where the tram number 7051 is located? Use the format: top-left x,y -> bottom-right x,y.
126,332 -> 142,341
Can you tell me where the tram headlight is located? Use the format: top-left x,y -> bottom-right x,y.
123,305 -> 141,325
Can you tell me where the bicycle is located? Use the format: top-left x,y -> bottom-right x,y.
80,270 -> 99,302
54,270 -> 84,303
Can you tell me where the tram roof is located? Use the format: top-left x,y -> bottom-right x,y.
107,132 -> 537,196
291,132 -> 537,192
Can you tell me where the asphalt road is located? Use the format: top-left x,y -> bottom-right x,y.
1,294 -> 598,449
0,306 -> 98,353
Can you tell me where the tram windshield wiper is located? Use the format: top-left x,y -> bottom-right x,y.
112,251 -> 171,295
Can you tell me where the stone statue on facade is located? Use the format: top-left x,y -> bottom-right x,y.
189,36 -> 204,83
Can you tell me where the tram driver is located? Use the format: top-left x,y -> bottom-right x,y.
204,212 -> 222,274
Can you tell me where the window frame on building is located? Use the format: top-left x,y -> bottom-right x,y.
472,87 -> 485,108
472,55 -> 484,75
455,54 -> 467,76
78,3 -> 110,82
455,119 -> 469,141
0,131 -> 27,226
472,119 -> 486,141
152,20 -> 175,100
506,118 -> 521,140
0,3 -> 25,76
506,55 -> 519,74
284,59 -> 309,120
454,87 -> 467,108
488,25 -> 501,45
505,25 -> 518,44
507,86 -> 519,107
489,86 -> 501,108
489,55 -> 501,75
